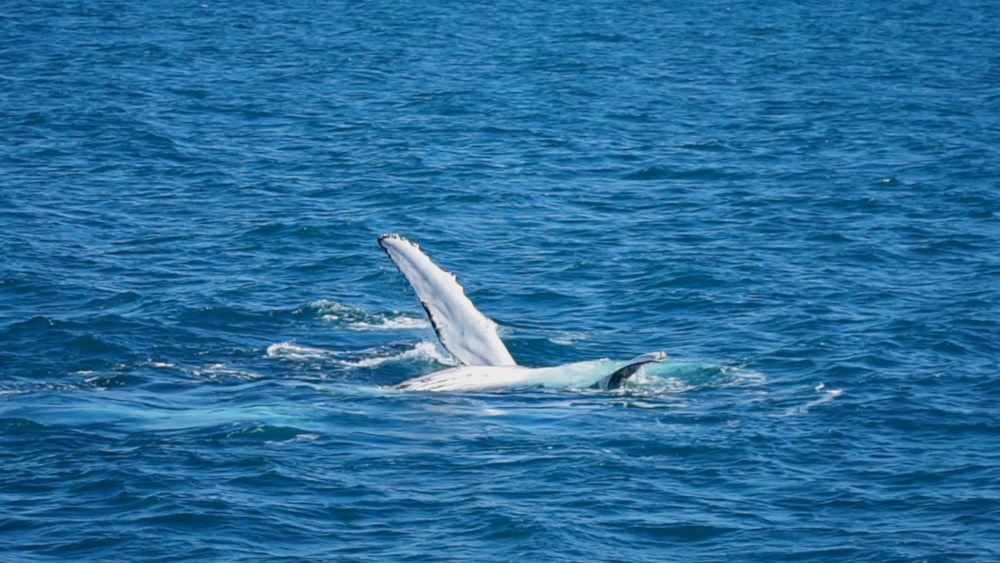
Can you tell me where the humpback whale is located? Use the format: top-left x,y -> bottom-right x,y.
378,234 -> 665,392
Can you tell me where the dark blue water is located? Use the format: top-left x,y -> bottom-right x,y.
2,1 -> 999,561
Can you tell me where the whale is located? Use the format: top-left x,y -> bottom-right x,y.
378,234 -> 665,392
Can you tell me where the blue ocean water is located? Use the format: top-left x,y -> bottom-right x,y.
2,0 -> 999,560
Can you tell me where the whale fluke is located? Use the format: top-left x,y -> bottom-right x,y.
591,351 -> 666,391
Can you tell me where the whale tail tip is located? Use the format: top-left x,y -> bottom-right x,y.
592,351 -> 666,391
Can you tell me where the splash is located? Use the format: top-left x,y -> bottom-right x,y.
300,300 -> 430,331
267,340 -> 459,369
340,341 -> 457,369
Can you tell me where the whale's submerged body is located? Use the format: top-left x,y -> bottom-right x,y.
378,234 -> 665,392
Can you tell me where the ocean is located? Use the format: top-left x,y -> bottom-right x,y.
1,1 -> 998,561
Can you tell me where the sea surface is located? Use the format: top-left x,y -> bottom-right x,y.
2,1 -> 999,561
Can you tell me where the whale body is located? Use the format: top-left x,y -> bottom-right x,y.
378,234 -> 665,392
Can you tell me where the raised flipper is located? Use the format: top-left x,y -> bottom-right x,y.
379,234 -> 516,367
592,351 -> 666,391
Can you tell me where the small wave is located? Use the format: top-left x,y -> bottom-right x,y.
265,433 -> 320,446
567,32 -> 626,43
84,291 -> 143,311
1,380 -> 79,395
784,383 -> 843,416
68,334 -> 126,354
872,176 -> 903,186
680,139 -> 726,151
0,387 -> 31,397
266,342 -> 335,361
211,423 -> 311,444
623,165 -> 741,181
138,360 -> 175,368
189,364 -> 264,382
549,331 -> 591,345
7,316 -> 56,333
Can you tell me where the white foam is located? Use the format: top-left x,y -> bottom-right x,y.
304,299 -> 430,331
266,342 -> 336,361
191,364 -> 264,381
303,299 -> 348,316
549,331 -> 591,345
630,401 -> 677,409
720,366 -> 767,388
267,339 -> 459,370
138,360 -> 175,368
631,371 -> 695,395
348,316 -> 430,331
784,384 -> 843,416
341,341 -> 458,368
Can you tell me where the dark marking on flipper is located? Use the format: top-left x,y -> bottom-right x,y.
377,233 -> 517,367
378,234 -> 451,361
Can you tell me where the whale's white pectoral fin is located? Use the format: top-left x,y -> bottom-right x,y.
379,234 -> 516,367
592,351 -> 666,391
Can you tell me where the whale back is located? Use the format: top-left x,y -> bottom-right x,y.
378,234 -> 516,367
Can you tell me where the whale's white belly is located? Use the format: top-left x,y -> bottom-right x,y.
396,359 -> 623,392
